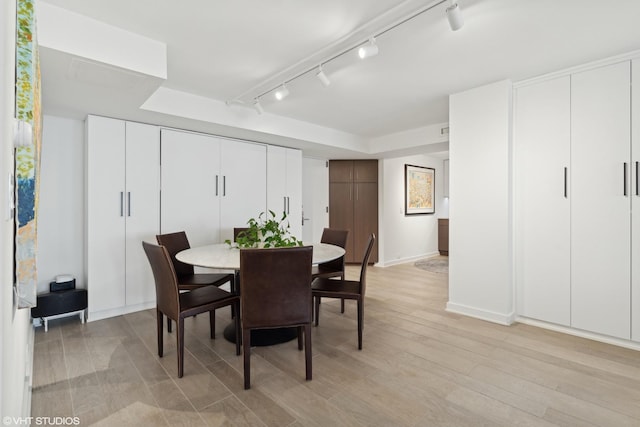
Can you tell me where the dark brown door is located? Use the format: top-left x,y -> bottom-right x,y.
329,160 -> 353,182
354,182 -> 378,263
329,182 -> 355,262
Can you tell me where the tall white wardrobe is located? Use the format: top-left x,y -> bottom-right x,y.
85,117 -> 303,320
515,58 -> 640,342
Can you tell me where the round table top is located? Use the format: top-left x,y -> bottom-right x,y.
176,242 -> 345,270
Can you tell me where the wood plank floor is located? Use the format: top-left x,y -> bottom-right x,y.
31,258 -> 640,426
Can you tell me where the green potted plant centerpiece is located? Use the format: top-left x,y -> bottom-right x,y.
225,210 -> 303,248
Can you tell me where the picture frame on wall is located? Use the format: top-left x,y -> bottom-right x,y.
405,164 -> 435,215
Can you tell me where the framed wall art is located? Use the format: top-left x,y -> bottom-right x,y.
405,164 -> 435,215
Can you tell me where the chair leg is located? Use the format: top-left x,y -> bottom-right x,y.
304,324 -> 312,381
297,326 -> 303,350
314,296 -> 320,326
243,329 -> 251,389
209,310 -> 216,339
341,298 -> 345,313
167,317 -> 172,333
234,301 -> 241,356
357,298 -> 363,350
157,309 -> 164,358
177,318 -> 185,378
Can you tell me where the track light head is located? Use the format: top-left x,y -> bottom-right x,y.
274,84 -> 290,101
253,99 -> 264,114
358,38 -> 379,59
446,2 -> 464,31
316,66 -> 331,87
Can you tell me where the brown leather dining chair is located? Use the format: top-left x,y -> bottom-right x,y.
312,233 -> 375,350
312,228 -> 349,313
142,241 -> 240,378
240,246 -> 313,389
157,231 -> 235,331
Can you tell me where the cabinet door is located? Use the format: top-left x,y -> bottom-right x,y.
219,139 -> 266,243
125,122 -> 160,306
354,160 -> 378,182
329,160 -> 353,182
329,182 -> 355,262
285,148 -> 302,239
632,59 -> 640,342
161,129 -> 221,247
86,116 -> 126,314
354,182 -> 378,263
571,62 -> 631,339
267,145 -> 287,219
514,77 -> 571,326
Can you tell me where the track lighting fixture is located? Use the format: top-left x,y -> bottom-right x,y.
316,65 -> 331,87
446,1 -> 464,31
358,38 -> 379,59
274,84 -> 290,101
253,99 -> 264,114
231,0 -> 467,108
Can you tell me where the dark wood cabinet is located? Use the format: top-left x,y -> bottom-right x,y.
329,160 -> 378,263
438,218 -> 449,256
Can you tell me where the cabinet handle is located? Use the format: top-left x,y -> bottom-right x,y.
223,176 -> 226,196
624,162 -> 629,197
215,175 -> 219,196
636,162 -> 640,196
356,185 -> 359,201
120,192 -> 124,217
563,167 -> 568,198
287,197 -> 290,214
127,192 -> 131,217
284,197 -> 287,213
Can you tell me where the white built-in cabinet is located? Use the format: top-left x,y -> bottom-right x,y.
515,60 -> 640,342
267,146 -> 302,239
633,59 -> 640,342
85,115 -> 160,320
160,129 -> 267,245
515,76 -> 571,327
571,62 -> 631,339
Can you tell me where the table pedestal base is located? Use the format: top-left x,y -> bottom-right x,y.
223,323 -> 297,346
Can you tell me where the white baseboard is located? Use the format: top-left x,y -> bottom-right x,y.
378,251 -> 441,268
88,301 -> 156,322
516,316 -> 640,351
446,301 -> 515,325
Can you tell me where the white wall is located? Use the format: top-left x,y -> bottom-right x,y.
378,154 -> 446,267
1,0 -> 34,418
37,116 -> 85,293
447,80 -> 514,325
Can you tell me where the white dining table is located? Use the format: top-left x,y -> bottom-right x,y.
176,242 -> 345,270
175,242 -> 346,346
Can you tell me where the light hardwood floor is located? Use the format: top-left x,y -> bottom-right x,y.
31,259 -> 640,426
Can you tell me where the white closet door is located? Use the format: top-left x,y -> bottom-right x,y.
86,115 -> 126,315
515,76 -> 571,326
285,148 -> 302,239
125,122 -> 160,306
219,139 -> 266,243
266,145 -> 287,218
571,61 -> 631,339
632,59 -> 640,342
160,129 -> 221,247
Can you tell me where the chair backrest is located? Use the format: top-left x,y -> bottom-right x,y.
142,241 -> 180,319
240,246 -> 313,329
156,231 -> 194,277
319,228 -> 349,270
358,234 -> 376,296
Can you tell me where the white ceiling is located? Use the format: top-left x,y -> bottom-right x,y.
39,0 -> 640,158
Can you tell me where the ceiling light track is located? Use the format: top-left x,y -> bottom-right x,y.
231,0 -> 463,112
